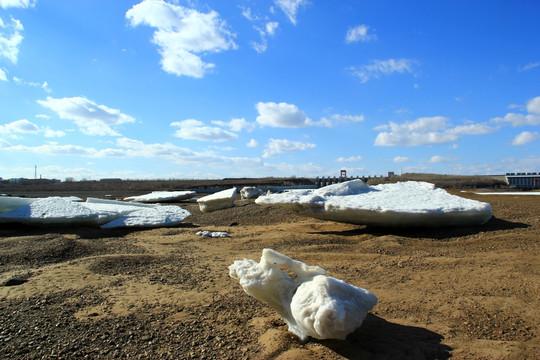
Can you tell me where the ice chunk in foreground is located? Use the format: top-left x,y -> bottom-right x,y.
0,196 -> 38,214
256,180 -> 492,227
197,187 -> 236,212
229,249 -> 377,340
124,190 -> 196,203
0,197 -> 101,226
100,205 -> 191,229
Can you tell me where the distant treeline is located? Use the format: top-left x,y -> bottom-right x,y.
1,174 -> 509,194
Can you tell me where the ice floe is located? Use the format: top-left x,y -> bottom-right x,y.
255,180 -> 492,227
196,230 -> 230,238
240,186 -> 263,200
124,190 -> 196,203
229,248 -> 377,340
197,187 -> 237,212
0,196 -> 191,228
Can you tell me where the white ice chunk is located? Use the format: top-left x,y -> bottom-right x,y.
0,197 -> 101,226
197,188 -> 237,212
196,230 -> 230,238
240,186 -> 263,199
229,249 -> 377,341
256,180 -> 492,227
124,190 -> 196,203
100,205 -> 191,229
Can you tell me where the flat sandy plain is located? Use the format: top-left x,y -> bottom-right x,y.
0,190 -> 538,359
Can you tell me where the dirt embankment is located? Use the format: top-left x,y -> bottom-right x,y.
0,190 -> 538,359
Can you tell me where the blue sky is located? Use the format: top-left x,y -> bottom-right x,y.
1,0 -> 539,181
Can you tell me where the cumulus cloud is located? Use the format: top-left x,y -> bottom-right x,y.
491,96 -> 540,127
374,116 -> 495,147
263,138 -> 315,158
336,155 -> 362,163
0,16 -> 24,63
0,0 -> 36,8
374,116 -> 459,146
212,118 -> 255,132
393,156 -> 410,163
512,131 -> 540,146
246,138 -> 258,147
0,119 -> 39,138
171,119 -> 238,142
429,155 -> 457,163
126,0 -> 237,78
275,0 -> 307,25
0,67 -> 6,81
37,96 -> 135,136
345,25 -> 376,43
44,129 -> 66,138
256,102 -> 312,128
348,58 -> 416,83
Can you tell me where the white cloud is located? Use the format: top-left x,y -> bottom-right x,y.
7,143 -> 98,156
518,61 -> 540,72
246,138 -> 258,147
171,119 -> 238,142
429,155 -> 457,163
256,102 -> 312,128
126,0 -> 237,78
266,21 -> 279,36
393,156 -> 410,163
0,67 -> 6,81
348,58 -> 416,83
511,131 -> 540,146
336,155 -> 362,163
0,0 -> 35,8
0,138 -> 11,147
37,96 -> 135,136
0,16 -> 23,63
0,119 -> 39,137
263,138 -> 315,158
212,117 -> 255,132
12,76 -> 52,92
275,0 -> 307,25
320,113 -> 365,127
44,129 -> 66,138
491,96 -> 540,126
374,116 -> 460,146
345,25 -> 376,43
451,123 -> 497,135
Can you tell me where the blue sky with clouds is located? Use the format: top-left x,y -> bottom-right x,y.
1,0 -> 539,180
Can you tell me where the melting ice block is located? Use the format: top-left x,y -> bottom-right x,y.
229,249 -> 377,340
124,191 -> 196,203
100,205 -> 191,229
240,186 -> 263,200
255,180 -> 492,227
197,188 -> 237,212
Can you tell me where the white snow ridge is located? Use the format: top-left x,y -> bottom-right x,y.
229,248 -> 377,341
255,180 -> 492,227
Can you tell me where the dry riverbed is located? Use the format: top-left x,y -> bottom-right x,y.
0,190 -> 538,359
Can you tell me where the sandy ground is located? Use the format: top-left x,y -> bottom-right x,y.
0,190 -> 538,359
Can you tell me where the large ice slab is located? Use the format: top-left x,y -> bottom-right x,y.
255,180 -> 492,227
0,197 -> 101,226
229,249 -> 377,340
100,205 -> 191,229
124,190 -> 196,203
0,196 -> 191,228
240,186 -> 263,199
197,187 -> 237,212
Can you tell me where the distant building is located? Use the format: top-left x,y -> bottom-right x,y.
505,172 -> 540,189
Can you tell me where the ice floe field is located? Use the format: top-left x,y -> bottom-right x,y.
0,183 -> 538,359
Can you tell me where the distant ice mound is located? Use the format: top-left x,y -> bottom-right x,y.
229,248 -> 377,341
124,190 -> 196,203
255,180 -> 492,227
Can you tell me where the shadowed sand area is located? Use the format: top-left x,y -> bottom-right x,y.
0,190 -> 538,359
